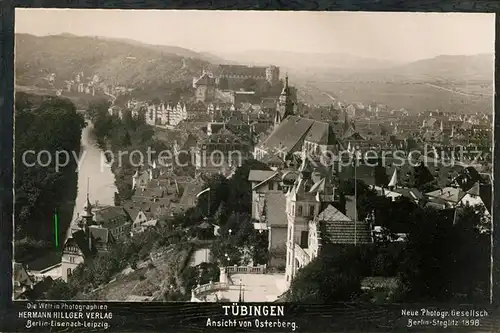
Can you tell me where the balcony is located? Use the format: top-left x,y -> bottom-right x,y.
294,243 -> 310,267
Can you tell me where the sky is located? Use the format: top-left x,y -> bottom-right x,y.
15,9 -> 495,62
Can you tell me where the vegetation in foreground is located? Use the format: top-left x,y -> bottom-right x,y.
14,92 -> 85,261
286,193 -> 490,304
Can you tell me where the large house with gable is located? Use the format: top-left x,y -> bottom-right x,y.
283,158 -> 372,289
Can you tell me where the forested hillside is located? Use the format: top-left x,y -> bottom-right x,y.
15,34 -> 213,87
14,92 -> 85,260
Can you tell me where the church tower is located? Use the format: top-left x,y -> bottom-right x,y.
62,182 -> 93,283
81,193 -> 94,229
274,75 -> 294,128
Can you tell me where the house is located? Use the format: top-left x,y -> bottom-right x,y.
132,168 -> 152,190
194,127 -> 252,173
16,277 -> 55,300
283,158 -> 360,289
371,168 -> 424,204
248,170 -> 284,221
177,174 -> 207,211
425,187 -> 465,209
285,203 -> 372,289
93,206 -> 132,241
13,263 -> 35,299
124,199 -> 168,235
23,252 -> 62,283
61,197 -> 115,282
186,101 -> 208,120
260,192 -> 288,267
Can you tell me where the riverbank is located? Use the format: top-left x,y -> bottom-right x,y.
71,122 -> 117,222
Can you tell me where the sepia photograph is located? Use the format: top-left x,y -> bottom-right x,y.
13,9 -> 494,306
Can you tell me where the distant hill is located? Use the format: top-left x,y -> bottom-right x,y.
219,50 -> 494,84
96,36 -> 232,64
15,34 -> 493,107
369,54 -> 494,83
295,54 -> 494,84
217,50 -> 401,71
15,34 -> 214,87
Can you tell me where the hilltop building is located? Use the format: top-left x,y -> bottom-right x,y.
215,64 -> 280,87
192,65 -> 280,100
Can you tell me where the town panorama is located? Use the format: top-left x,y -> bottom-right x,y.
13,10 -> 494,305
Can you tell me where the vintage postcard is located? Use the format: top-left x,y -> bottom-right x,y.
12,9 -> 495,329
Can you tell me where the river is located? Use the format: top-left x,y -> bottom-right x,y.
71,121 -> 117,222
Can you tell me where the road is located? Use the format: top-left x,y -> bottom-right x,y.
322,92 -> 337,102
425,83 -> 485,97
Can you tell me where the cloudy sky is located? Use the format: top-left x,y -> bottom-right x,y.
15,9 -> 495,62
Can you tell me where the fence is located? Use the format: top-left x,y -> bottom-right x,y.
224,264 -> 267,274
191,281 -> 230,301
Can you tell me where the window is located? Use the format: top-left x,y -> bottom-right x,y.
298,205 -> 303,216
69,256 -> 75,263
300,231 -> 309,248
67,268 -> 72,277
269,182 -> 274,190
310,205 -> 315,217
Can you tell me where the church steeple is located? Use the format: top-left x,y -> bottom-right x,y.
343,110 -> 349,132
80,178 -> 93,224
279,74 -> 289,103
275,74 -> 293,128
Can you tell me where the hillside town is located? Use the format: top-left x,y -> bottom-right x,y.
14,60 -> 493,304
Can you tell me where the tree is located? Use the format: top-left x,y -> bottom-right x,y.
181,263 -> 221,295
44,279 -> 75,300
287,245 -> 365,303
371,243 -> 405,277
213,202 -> 228,226
397,207 -> 455,302
413,163 -> 435,190
450,205 -> 490,302
225,159 -> 270,214
14,93 -> 85,256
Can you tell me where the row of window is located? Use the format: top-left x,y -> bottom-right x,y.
287,203 -> 316,217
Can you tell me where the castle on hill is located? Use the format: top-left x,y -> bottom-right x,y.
192,64 -> 280,103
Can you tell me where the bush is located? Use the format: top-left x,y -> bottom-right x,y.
287,245 -> 364,303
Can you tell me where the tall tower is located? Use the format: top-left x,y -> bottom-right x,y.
81,193 -> 94,230
275,75 -> 294,127
265,65 -> 280,85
